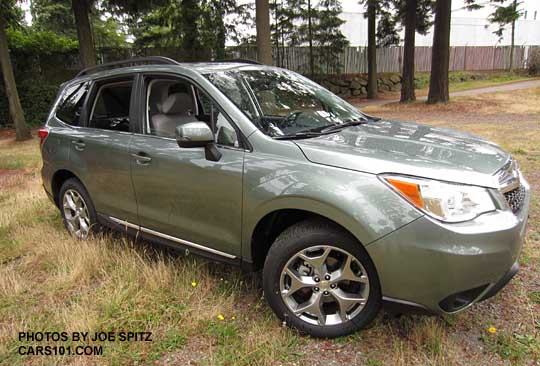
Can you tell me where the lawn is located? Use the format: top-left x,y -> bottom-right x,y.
414,71 -> 533,93
0,88 -> 539,366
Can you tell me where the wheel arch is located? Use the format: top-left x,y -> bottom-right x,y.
246,200 -> 372,272
51,169 -> 83,208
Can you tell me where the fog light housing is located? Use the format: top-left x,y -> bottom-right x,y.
439,284 -> 488,312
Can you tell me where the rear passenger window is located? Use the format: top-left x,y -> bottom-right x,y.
89,81 -> 132,132
56,82 -> 90,126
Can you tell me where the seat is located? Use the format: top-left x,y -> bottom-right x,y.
151,92 -> 198,138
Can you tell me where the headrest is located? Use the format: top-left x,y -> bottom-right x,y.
161,92 -> 194,115
151,83 -> 170,113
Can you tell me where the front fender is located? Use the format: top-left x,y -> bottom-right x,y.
241,150 -> 422,260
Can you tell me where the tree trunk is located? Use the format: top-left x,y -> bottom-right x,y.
509,0 -> 516,72
367,0 -> 377,99
427,0 -> 452,104
215,8 -> 226,60
307,0 -> 314,78
400,0 -> 417,102
0,22 -> 31,141
256,0 -> 272,65
72,0 -> 96,68
273,0 -> 280,66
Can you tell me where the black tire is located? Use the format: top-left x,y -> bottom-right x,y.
59,178 -> 99,238
263,219 -> 382,338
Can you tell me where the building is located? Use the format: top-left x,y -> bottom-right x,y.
340,0 -> 540,47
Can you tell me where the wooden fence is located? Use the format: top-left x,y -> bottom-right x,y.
228,45 -> 539,74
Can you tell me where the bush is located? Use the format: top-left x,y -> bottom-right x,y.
0,81 -> 60,127
527,48 -> 540,76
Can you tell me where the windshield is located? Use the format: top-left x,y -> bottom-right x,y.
205,69 -> 368,138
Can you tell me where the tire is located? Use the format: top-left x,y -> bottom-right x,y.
59,178 -> 99,239
263,219 -> 382,338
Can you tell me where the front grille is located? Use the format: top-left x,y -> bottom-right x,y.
504,185 -> 526,214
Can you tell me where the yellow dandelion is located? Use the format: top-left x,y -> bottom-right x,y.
217,314 -> 225,321
488,326 -> 497,334
191,281 -> 197,287
231,316 -> 236,320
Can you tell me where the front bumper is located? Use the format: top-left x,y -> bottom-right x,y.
367,180 -> 530,314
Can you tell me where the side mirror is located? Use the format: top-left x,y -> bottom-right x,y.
175,122 -> 222,162
175,122 -> 214,148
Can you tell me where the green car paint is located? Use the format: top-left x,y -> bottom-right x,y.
41,61 -> 530,316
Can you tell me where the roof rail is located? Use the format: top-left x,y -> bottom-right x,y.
76,56 -> 180,77
213,58 -> 261,65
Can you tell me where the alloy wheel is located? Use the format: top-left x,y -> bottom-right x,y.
62,189 -> 91,239
279,245 -> 370,326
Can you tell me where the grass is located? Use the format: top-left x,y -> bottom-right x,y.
413,70 -> 532,93
1,87 -> 539,365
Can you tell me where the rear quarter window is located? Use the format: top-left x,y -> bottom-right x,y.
55,81 -> 91,126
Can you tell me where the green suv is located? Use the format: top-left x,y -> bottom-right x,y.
40,57 -> 530,338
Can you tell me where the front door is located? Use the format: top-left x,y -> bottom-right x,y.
130,75 -> 245,258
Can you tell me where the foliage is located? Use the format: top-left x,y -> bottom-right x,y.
0,81 -> 59,126
271,0 -> 349,74
480,330 -> 539,363
7,28 -> 78,54
488,0 -> 522,42
370,0 -> 435,47
128,0 -> 251,60
0,0 -> 25,27
30,0 -> 76,38
92,13 -> 129,48
30,0 -> 129,49
312,0 -> 349,73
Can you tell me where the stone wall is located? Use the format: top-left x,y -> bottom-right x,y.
316,73 -> 402,98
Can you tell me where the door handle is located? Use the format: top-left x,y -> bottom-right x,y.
71,140 -> 86,151
131,152 -> 152,165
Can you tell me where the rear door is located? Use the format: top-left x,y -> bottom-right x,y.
69,75 -> 138,223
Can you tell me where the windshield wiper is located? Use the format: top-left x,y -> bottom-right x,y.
320,120 -> 367,133
273,131 -> 327,140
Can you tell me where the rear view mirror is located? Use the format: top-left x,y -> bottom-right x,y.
175,122 -> 222,161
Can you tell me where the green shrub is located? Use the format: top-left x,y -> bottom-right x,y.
0,81 -> 60,127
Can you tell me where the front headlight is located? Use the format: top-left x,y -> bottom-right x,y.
381,175 -> 496,223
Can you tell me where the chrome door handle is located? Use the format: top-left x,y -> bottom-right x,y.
71,140 -> 86,151
131,153 -> 152,164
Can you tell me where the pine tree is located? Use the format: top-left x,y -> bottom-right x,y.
270,0 -> 296,67
272,0 -> 347,76
488,0 -> 521,71
313,0 -> 348,74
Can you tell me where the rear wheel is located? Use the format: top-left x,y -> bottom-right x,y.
263,220 -> 381,338
59,178 -> 98,239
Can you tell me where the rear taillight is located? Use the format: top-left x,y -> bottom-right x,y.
38,127 -> 49,146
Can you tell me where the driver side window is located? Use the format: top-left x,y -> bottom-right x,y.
146,77 -> 240,148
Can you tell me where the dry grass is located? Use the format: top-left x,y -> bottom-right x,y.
1,88 -> 539,365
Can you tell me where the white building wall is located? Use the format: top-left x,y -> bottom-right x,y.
339,0 -> 540,47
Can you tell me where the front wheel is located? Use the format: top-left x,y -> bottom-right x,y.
263,220 -> 382,338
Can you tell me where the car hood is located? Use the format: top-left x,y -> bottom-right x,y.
294,119 -> 509,188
